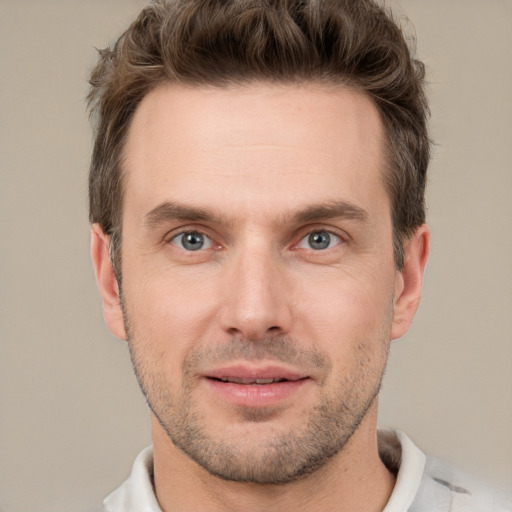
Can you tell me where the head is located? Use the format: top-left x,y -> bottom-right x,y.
89,0 -> 430,485
88,0 -> 429,278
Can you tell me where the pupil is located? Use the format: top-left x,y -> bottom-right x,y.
183,232 -> 204,251
309,231 -> 330,250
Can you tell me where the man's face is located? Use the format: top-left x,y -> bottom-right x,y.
100,84 -> 416,483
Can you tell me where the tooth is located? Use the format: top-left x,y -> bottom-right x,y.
218,377 -> 280,384
231,377 -> 252,384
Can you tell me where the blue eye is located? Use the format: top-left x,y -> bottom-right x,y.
171,231 -> 213,251
298,230 -> 341,250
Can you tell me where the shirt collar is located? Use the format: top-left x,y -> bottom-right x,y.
103,429 -> 427,512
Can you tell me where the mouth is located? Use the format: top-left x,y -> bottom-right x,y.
211,376 -> 302,385
205,364 -> 308,384
202,365 -> 310,407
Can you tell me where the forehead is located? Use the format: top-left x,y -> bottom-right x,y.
122,83 -> 388,223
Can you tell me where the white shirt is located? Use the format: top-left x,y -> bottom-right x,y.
103,429 -> 511,511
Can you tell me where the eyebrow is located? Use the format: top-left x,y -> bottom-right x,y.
143,202 -> 227,228
143,199 -> 369,229
290,200 -> 369,224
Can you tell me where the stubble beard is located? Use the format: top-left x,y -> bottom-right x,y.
125,326 -> 389,485
155,376 -> 382,484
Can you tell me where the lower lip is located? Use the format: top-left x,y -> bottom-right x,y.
204,378 -> 309,407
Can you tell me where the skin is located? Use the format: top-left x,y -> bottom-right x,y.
91,83 -> 429,512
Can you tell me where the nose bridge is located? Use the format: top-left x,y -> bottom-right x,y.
220,235 -> 291,339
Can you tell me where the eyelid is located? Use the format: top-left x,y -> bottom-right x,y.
164,225 -> 220,249
292,225 -> 348,249
162,224 -> 347,252
297,230 -> 342,250
164,224 -> 208,241
170,231 -> 213,251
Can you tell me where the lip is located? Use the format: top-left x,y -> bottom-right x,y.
202,364 -> 310,408
205,364 -> 307,382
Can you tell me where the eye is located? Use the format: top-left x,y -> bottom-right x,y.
170,231 -> 213,251
297,230 -> 342,251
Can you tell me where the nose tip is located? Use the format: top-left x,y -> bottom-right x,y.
225,316 -> 283,342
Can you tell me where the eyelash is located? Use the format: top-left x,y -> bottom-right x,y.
168,230 -> 215,251
167,227 -> 345,253
295,230 -> 343,251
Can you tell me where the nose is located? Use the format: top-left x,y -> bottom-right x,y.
219,241 -> 293,341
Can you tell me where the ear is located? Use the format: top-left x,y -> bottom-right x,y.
391,224 -> 430,340
90,224 -> 127,340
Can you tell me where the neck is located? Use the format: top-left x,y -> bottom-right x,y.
151,405 -> 395,512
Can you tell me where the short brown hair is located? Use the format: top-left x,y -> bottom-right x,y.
88,0 -> 430,273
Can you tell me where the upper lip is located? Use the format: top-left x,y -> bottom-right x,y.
204,364 -> 308,383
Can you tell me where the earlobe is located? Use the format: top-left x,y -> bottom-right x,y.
391,224 -> 430,340
90,224 -> 127,340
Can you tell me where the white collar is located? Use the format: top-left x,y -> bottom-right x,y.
103,429 -> 427,512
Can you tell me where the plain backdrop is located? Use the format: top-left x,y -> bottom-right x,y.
0,1 -> 511,511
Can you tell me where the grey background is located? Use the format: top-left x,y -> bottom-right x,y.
1,1 -> 511,511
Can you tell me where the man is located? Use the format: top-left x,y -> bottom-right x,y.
88,1 -> 509,511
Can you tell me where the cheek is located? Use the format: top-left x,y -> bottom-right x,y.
121,263 -> 222,354
292,263 -> 395,347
